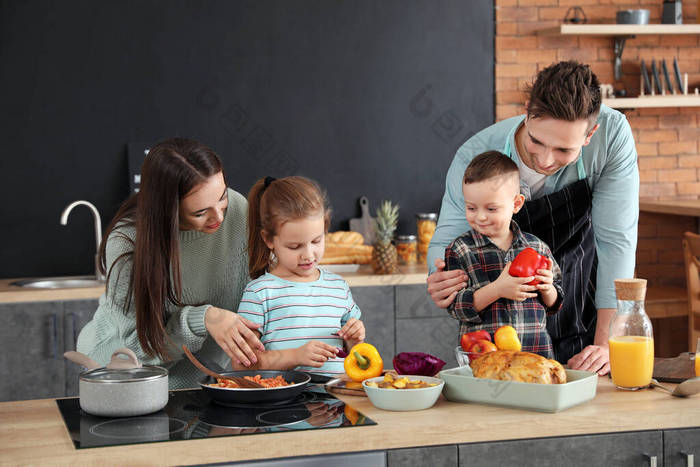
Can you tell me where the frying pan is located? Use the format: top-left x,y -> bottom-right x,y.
200,369 -> 311,405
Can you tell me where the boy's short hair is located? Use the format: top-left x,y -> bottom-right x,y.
463,151 -> 519,185
525,60 -> 601,127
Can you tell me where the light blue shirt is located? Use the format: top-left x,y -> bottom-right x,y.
237,270 -> 362,376
428,105 -> 639,310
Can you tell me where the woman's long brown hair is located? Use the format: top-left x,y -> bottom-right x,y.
98,138 -> 223,359
247,176 -> 330,280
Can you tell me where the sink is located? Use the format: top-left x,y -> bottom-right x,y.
11,276 -> 106,289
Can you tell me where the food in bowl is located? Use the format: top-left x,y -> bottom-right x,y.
362,374 -> 444,411
209,374 -> 290,388
364,372 -> 438,389
470,350 -> 567,384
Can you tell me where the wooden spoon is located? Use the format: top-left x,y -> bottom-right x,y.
182,345 -> 264,388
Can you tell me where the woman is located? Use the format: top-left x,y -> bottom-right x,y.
77,138 -> 264,388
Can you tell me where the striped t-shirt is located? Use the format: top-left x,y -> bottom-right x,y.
236,269 -> 361,376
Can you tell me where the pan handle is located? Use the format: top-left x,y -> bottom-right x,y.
64,350 -> 101,370
106,348 -> 143,370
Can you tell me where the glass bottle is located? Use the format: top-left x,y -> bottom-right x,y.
416,213 -> 437,264
609,278 -> 654,390
396,234 -> 417,265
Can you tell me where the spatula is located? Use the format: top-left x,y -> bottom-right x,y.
182,345 -> 264,388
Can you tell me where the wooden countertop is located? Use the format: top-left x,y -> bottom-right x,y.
1,377 -> 698,465
640,199 -> 700,217
0,265 -> 429,304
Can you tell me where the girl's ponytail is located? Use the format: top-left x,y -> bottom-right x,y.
247,178 -> 271,279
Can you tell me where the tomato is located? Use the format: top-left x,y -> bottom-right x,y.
460,330 -> 492,351
468,339 -> 498,354
508,248 -> 550,285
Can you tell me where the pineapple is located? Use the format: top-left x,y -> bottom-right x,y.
371,200 -> 399,274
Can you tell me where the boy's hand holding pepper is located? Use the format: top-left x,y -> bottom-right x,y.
494,261 -> 538,302
533,264 -> 558,308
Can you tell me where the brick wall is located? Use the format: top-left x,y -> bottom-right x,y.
495,0 -> 700,289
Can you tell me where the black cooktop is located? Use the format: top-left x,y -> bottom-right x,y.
57,384 -> 375,449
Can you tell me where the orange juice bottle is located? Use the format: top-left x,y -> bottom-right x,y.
609,279 -> 654,390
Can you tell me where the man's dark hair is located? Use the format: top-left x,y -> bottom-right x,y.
463,151 -> 519,185
525,61 -> 601,125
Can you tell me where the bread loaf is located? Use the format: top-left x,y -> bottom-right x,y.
321,243 -> 373,265
325,231 -> 365,245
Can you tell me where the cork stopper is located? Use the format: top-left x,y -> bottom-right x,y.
614,278 -> 647,301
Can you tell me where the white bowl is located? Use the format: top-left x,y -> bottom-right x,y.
362,375 -> 444,411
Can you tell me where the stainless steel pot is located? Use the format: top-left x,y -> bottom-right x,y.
64,348 -> 168,417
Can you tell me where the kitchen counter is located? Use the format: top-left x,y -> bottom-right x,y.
1,376 -> 698,465
0,265 -> 429,304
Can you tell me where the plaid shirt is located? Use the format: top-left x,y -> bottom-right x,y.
445,221 -> 563,359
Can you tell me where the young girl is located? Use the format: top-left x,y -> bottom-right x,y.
235,175 -> 365,376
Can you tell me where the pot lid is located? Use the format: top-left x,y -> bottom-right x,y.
80,366 -> 168,383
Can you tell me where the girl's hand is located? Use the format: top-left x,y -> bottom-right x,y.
337,318 -> 365,343
294,341 -> 338,368
205,307 -> 264,367
494,261 -> 538,301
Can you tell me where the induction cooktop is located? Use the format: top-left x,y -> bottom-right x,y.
57,383 -> 375,449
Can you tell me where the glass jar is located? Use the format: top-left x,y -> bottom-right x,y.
609,278 -> 654,390
396,234 -> 417,265
416,213 -> 437,264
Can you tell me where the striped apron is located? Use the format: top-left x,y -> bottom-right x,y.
504,124 -> 598,363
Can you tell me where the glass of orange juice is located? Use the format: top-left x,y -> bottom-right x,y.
610,279 -> 654,390
695,338 -> 700,377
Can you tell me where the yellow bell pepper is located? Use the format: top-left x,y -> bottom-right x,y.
343,343 -> 383,382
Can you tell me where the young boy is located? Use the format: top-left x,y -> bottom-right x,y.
445,151 -> 563,358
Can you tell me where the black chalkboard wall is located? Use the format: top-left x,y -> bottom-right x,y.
0,0 -> 494,278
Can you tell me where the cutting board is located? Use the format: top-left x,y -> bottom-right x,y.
653,352 -> 695,383
349,196 -> 375,245
325,378 -> 366,397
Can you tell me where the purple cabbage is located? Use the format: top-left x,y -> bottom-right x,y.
336,347 -> 349,358
392,352 -> 446,376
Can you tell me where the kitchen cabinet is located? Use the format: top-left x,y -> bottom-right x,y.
458,431 -> 663,467
63,299 -> 99,396
387,445 -> 458,466
350,286 -> 395,364
664,428 -> 700,467
0,299 -> 97,401
0,301 -> 65,401
395,284 -> 458,368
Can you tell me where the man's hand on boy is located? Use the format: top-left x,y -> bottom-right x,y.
427,258 -> 468,308
494,261 -> 538,301
295,341 -> 338,368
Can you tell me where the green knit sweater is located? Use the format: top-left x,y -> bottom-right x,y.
77,188 -> 250,389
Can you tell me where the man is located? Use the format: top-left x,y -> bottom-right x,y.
427,61 -> 639,375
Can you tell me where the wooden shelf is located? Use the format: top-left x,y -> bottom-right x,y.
561,24 -> 700,35
640,199 -> 700,217
604,95 -> 700,108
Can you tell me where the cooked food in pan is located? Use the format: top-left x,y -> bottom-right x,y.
210,374 -> 291,389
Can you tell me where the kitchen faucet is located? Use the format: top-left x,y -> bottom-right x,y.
60,200 -> 105,282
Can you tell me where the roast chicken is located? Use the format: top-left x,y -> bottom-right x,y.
470,350 -> 567,384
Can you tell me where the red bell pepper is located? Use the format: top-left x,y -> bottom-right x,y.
460,330 -> 492,351
508,247 -> 550,285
